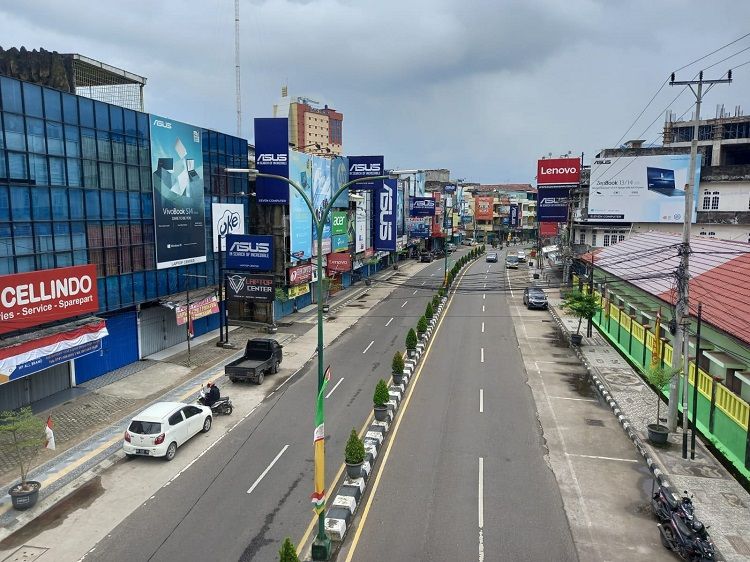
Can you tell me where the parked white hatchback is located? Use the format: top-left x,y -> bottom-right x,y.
123,401 -> 212,461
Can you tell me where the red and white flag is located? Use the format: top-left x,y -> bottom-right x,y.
45,416 -> 56,450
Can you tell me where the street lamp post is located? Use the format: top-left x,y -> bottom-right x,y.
226,167 -> 392,560
182,273 -> 209,366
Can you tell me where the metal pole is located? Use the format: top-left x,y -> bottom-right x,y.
186,281 -> 191,366
587,252 -> 594,337
217,232 -> 225,345
691,302 -> 703,459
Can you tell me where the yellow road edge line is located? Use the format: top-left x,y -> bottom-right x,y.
343,260 -> 472,561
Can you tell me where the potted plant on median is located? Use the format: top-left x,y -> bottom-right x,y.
425,302 -> 434,320
0,407 -> 46,510
645,365 -> 679,445
432,295 -> 440,309
561,290 -> 600,346
406,328 -> 418,358
392,351 -> 405,385
373,379 -> 390,422
344,428 -> 366,479
417,316 -> 428,338
279,537 -> 300,562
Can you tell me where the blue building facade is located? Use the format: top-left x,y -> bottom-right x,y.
0,75 -> 248,409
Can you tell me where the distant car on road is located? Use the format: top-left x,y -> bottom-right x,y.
523,287 -> 548,309
517,250 -> 527,263
462,238 -> 475,246
123,402 -> 212,461
446,243 -> 457,253
505,255 -> 519,269
420,251 -> 434,263
486,252 -> 498,263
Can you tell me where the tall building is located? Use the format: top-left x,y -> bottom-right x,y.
272,87 -> 343,154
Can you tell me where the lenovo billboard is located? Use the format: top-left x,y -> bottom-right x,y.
537,157 -> 581,185
0,265 -> 99,335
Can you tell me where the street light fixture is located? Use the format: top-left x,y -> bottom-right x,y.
224,166 -> 392,560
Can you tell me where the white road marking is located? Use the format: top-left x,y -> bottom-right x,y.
478,457 -> 484,528
482,305 -> 485,312
480,348 -> 484,363
551,396 -> 597,402
430,273 -> 435,276
505,269 -> 515,297
481,322 -> 485,333
479,389 -> 484,413
482,294 -> 485,300
363,340 -> 375,354
247,445 -> 290,494
385,317 -> 394,327
413,289 -> 418,295
401,300 -> 408,308
483,282 -> 486,289
479,528 -> 484,562
421,281 -> 426,286
566,453 -> 639,463
326,377 -> 345,399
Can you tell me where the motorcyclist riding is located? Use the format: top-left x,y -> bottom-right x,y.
204,382 -> 220,407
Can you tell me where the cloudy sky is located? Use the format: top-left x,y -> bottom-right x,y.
2,1 -> 749,183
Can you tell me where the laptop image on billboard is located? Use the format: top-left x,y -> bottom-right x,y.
647,167 -> 684,196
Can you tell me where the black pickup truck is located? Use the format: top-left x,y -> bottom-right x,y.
225,338 -> 283,384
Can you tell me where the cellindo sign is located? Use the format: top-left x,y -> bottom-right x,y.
0,265 -> 99,335
537,157 -> 581,185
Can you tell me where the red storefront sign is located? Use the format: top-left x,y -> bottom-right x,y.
288,263 -> 314,286
0,265 -> 99,336
327,252 -> 352,272
537,157 -> 581,185
540,222 -> 559,236
474,196 -> 494,221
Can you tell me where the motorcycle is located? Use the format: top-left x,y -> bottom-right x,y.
652,486 -> 714,561
198,388 -> 233,415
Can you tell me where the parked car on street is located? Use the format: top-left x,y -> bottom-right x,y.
486,252 -> 498,263
420,251 -> 434,263
226,338 -> 283,384
517,250 -> 527,263
505,255 -> 520,269
123,401 -> 212,461
523,287 -> 548,309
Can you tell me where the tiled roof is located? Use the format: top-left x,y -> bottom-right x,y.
582,232 -> 750,345
475,183 -> 536,193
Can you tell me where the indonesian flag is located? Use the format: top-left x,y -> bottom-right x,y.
311,365 -> 332,513
45,416 -> 56,450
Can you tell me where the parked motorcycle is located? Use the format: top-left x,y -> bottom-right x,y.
198,388 -> 233,415
652,485 -> 714,561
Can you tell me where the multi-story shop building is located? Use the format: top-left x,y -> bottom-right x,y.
273,87 -> 343,155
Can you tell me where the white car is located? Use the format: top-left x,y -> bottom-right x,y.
123,401 -> 212,461
517,250 -> 527,263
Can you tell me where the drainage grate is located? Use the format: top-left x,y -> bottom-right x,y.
2,545 -> 49,562
726,535 -> 750,556
584,418 -> 605,427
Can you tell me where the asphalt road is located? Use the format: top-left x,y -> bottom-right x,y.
340,247 -> 578,561
84,250 -> 467,562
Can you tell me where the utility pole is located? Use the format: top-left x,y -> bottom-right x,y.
234,0 -> 242,137
667,70 -> 731,432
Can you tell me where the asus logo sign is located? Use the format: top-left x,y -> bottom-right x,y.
350,163 -> 381,174
257,153 -> 288,164
152,119 -> 172,129
379,184 -> 393,241
594,159 -> 611,165
413,200 -> 434,208
541,197 -> 565,205
230,242 -> 270,254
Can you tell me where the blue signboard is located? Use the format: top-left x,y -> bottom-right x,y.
409,197 -> 436,217
226,234 -> 274,271
509,204 -> 519,227
254,118 -> 289,205
444,184 -> 457,193
312,155 -> 332,256
374,178 -> 397,251
288,150 -> 313,261
13,340 -> 102,379
407,219 -> 430,238
537,185 -> 570,222
348,155 -> 384,190
331,156 -> 349,208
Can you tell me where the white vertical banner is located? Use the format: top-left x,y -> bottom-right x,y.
356,199 -> 366,253
212,203 -> 245,251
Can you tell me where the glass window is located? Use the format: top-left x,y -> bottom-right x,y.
125,136 -> 138,164
0,186 -> 8,221
106,276 -> 120,308
29,154 -> 48,186
120,273 -> 133,304
13,222 -> 32,255
22,82 -> 44,117
711,193 -> 719,210
17,255 -> 34,272
138,140 -> 150,166
0,77 -> 23,113
51,188 -> 69,219
4,113 -> 26,151
97,131 -> 111,161
67,158 -> 81,187
26,118 -> 46,153
62,93 -> 78,124
132,244 -> 144,271
129,192 -> 140,219
87,222 -> 102,248
112,134 -> 125,163
49,157 -> 66,186
109,105 -> 123,133
141,193 -> 152,217
103,222 -> 117,246
140,167 -> 150,191
56,252 -> 73,267
124,109 -> 137,136
65,125 -> 80,157
0,151 -> 6,180
43,88 -> 62,121
82,159 -> 97,187
8,152 -> 27,181
54,222 -> 71,251
73,249 -> 88,265
85,189 -> 101,219
79,97 -> 94,128
94,101 -> 110,130
69,189 -> 84,219
113,164 -> 126,190
46,122 -> 64,155
101,190 -> 115,219
72,222 -> 86,249
31,187 -> 51,220
130,223 -> 142,244
127,165 -> 139,190
35,222 -> 53,255
105,248 -> 118,276
133,271 -> 145,301
0,223 -> 11,256
136,112 -> 149,140
116,191 -> 128,219
702,195 -> 710,210
81,128 -> 96,159
99,163 -> 113,190
10,186 -> 30,219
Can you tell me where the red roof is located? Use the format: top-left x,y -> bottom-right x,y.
475,183 -> 537,193
583,232 -> 750,345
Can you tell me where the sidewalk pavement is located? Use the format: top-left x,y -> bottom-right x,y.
548,285 -> 750,561
0,261 -> 419,529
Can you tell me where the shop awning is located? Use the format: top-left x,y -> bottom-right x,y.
0,318 -> 108,383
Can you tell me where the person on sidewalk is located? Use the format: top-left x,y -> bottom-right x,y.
204,382 -> 220,407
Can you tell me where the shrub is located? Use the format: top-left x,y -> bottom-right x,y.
438,288 -> 446,297
0,407 -> 46,490
392,351 -> 405,374
406,328 -> 418,350
345,428 -> 365,464
374,379 -> 390,406
425,302 -> 434,319
645,365 -> 680,426
432,295 -> 440,308
417,315 -> 428,333
279,538 -> 300,562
